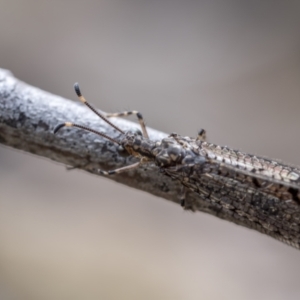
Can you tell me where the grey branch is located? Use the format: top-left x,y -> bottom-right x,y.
0,68 -> 295,248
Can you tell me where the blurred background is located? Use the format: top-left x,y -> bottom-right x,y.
1,1 -> 300,299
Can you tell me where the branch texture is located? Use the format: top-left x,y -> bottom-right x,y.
0,68 -> 297,248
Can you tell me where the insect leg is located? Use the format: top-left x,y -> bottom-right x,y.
105,111 -> 149,139
97,161 -> 141,176
169,133 -> 185,146
170,129 -> 207,146
66,161 -> 90,171
197,129 -> 206,141
180,185 -> 187,207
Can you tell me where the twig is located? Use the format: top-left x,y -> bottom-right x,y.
0,68 -> 297,249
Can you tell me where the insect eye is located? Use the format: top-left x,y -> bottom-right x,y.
168,147 -> 182,162
132,128 -> 143,136
117,145 -> 125,152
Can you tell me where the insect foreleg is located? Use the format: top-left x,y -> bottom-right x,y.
180,185 -> 187,207
197,129 -> 206,141
97,161 -> 141,176
105,111 -> 149,139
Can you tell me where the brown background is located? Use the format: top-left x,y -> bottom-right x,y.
1,1 -> 300,299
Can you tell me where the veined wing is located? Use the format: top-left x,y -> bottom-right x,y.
198,142 -> 300,203
163,155 -> 300,248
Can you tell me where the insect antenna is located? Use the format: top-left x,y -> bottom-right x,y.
73,82 -> 125,134
53,83 -> 125,145
54,122 -> 120,145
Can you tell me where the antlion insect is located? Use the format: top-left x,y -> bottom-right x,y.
55,83 -> 300,249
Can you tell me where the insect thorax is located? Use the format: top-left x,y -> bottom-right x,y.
152,136 -> 206,168
121,131 -> 206,168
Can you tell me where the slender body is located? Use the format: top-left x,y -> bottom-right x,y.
54,83 -> 300,249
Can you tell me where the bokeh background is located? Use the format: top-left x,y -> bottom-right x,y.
1,1 -> 300,299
